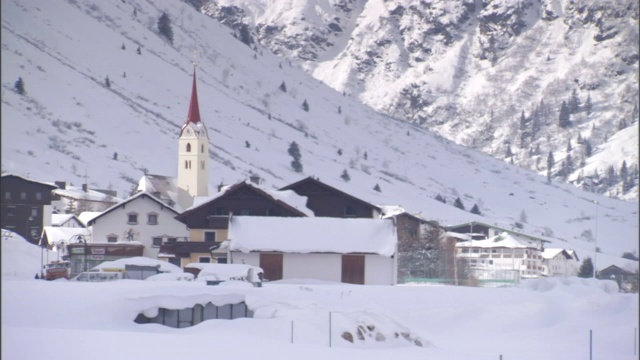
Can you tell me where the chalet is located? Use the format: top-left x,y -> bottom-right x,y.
446,221 -> 550,249
166,180 -> 311,267
51,181 -> 120,214
1,173 -> 57,244
87,191 -> 188,259
598,264 -> 637,286
280,176 -> 382,218
228,216 -> 398,285
541,248 -> 580,277
455,232 -> 545,284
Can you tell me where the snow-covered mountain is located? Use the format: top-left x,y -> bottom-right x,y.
201,0 -> 639,200
1,0 -> 637,270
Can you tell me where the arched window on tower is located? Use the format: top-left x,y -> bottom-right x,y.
201,160 -> 204,170
184,160 -> 188,169
186,143 -> 192,152
201,144 -> 204,153
188,160 -> 192,169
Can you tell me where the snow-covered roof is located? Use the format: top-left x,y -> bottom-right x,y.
185,263 -> 263,281
51,214 -> 82,227
542,248 -> 574,260
40,227 -> 91,247
182,180 -> 313,216
229,216 -> 397,256
53,185 -> 122,202
1,173 -> 58,188
87,191 -> 179,226
92,257 -> 182,273
455,232 -> 537,249
136,174 -> 181,211
77,211 -> 102,226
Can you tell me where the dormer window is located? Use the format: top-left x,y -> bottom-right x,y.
344,205 -> 356,217
127,212 -> 138,225
186,143 -> 192,152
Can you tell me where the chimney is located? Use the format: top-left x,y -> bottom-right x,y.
82,184 -> 88,192
55,181 -> 66,190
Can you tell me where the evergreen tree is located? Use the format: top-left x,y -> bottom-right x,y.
470,204 -> 481,215
363,151 -> 368,160
279,81 -> 287,93
577,133 -> 583,144
338,106 -> 342,114
245,140 -> 251,148
121,43 -> 126,50
137,46 -> 142,55
337,148 -> 342,156
519,210 -> 528,224
558,100 -> 571,128
519,110 -> 527,131
585,93 -> 593,115
606,165 -> 617,186
302,99 -> 309,112
546,151 -> 555,183
618,118 -> 628,130
566,140 -> 572,153
584,139 -> 593,157
505,144 -> 513,158
105,76 -> 111,88
340,169 -> 350,182
238,24 -> 253,46
373,183 -> 381,192
569,89 -> 581,114
435,194 -> 446,204
113,152 -> 118,160
288,141 -> 302,173
14,77 -> 25,95
157,12 -> 174,44
578,257 -> 594,278
453,197 -> 465,210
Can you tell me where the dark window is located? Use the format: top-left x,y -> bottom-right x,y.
216,257 -> 228,264
4,192 -> 11,200
152,237 -> 163,247
266,208 -> 280,216
7,206 -> 16,216
31,208 -> 39,217
239,209 -> 250,215
201,144 -> 204,153
107,236 -> 118,243
344,205 -> 356,217
198,257 -> 211,263
35,192 -> 42,200
186,143 -> 192,152
168,257 -> 181,267
147,214 -> 158,225
20,192 -> 27,200
212,208 -> 227,216
167,237 -> 177,244
204,232 -> 216,242
128,213 -> 138,224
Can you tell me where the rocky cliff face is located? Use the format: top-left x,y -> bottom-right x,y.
200,0 -> 639,200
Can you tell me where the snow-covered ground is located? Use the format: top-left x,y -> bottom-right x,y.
3,231 -> 638,360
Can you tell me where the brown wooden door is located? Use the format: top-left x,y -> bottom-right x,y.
259,253 -> 283,281
341,255 -> 365,284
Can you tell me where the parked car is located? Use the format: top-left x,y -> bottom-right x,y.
44,261 -> 69,281
71,270 -> 124,282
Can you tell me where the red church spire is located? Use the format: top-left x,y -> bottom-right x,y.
186,66 -> 201,124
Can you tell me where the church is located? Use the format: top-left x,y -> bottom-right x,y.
135,66 -> 210,212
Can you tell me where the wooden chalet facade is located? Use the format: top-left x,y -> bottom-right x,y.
167,181 -> 310,267
280,176 -> 382,218
1,174 -> 57,244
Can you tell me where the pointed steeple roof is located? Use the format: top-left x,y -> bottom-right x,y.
186,66 -> 201,124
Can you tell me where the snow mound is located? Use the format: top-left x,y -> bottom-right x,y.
92,256 -> 183,273
145,272 -> 194,282
519,277 -> 619,295
1,230 -> 42,279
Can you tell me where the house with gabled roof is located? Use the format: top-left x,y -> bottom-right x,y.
1,173 -> 58,244
51,181 -> 120,215
446,221 -> 551,250
51,213 -> 85,228
541,248 -> 580,277
280,176 -> 382,218
164,180 -> 312,267
228,216 -> 397,285
86,191 -> 188,259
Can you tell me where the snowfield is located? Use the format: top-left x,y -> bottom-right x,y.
2,232 -> 638,360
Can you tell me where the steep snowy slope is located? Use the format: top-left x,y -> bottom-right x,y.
1,0 -> 637,269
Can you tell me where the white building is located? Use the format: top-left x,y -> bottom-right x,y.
541,248 -> 580,277
86,191 -> 189,259
455,232 -> 545,284
227,216 -> 397,285
51,214 -> 84,228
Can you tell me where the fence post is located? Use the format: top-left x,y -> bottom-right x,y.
329,312 -> 332,348
291,320 -> 294,344
589,329 -> 593,360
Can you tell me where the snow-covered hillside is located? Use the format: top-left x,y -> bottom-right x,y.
202,0 -> 639,200
1,0 -> 638,269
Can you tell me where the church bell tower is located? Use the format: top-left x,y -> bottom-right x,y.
177,66 -> 209,209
